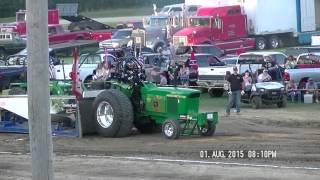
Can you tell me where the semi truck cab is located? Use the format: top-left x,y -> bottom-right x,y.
173,5 -> 255,53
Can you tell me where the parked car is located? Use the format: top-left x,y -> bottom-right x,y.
176,44 -> 226,58
54,52 -> 116,83
284,46 -> 320,58
141,53 -> 170,83
157,4 -> 199,16
238,52 -> 288,68
188,53 -> 231,97
283,52 -> 320,88
99,28 -> 132,49
221,56 -> 238,67
0,32 -> 26,60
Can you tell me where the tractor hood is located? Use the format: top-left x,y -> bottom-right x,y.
142,83 -> 201,98
174,26 -> 211,37
255,82 -> 284,90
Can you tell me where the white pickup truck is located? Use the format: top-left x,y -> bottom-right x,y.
284,53 -> 320,88
55,52 -> 116,83
196,54 -> 232,97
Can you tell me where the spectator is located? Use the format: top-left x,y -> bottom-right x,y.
285,55 -> 296,69
93,61 -> 109,81
243,70 -> 252,91
179,63 -> 189,86
305,78 -> 319,103
159,72 -> 168,85
150,66 -> 161,83
226,66 -> 245,116
287,80 -> 301,103
257,69 -> 272,83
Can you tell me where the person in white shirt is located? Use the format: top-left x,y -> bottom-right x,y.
257,69 -> 272,83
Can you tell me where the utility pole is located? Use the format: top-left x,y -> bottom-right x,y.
26,0 -> 54,179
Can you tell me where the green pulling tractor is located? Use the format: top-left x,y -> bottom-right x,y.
74,55 -> 218,139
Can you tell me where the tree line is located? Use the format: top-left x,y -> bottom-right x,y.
0,0 -> 184,18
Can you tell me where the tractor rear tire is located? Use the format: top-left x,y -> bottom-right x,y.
200,121 -> 216,136
134,120 -> 155,134
93,90 -> 133,137
109,89 -> 134,137
162,119 -> 180,139
251,96 -> 262,109
8,87 -> 27,95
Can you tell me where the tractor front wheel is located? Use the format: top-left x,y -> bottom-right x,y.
162,119 -> 180,139
199,121 -> 216,136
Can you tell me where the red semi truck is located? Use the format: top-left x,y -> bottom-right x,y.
173,5 -> 255,53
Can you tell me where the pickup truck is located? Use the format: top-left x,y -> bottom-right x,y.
0,65 -> 27,93
284,53 -> 320,88
54,52 -> 116,83
0,33 -> 26,60
48,24 -> 92,44
192,53 -> 231,97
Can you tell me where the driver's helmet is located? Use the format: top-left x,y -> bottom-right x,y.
125,60 -> 135,70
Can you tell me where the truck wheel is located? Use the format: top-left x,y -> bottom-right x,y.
255,37 -> 267,50
162,119 -> 180,139
93,90 -> 133,137
0,48 -> 7,60
199,121 -> 216,136
269,36 -> 281,49
208,89 -> 224,97
154,43 -> 164,53
8,87 -> 27,95
277,96 -> 287,108
108,89 -> 134,137
251,96 -> 262,109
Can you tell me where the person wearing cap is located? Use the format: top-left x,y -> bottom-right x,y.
305,78 -> 319,103
226,66 -> 245,116
257,68 -> 272,83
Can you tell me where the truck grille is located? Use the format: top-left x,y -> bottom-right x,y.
198,75 -> 225,81
173,36 -> 187,47
167,97 -> 178,114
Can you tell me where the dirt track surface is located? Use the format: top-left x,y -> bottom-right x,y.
0,102 -> 320,179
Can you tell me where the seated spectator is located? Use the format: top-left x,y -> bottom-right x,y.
305,78 -> 319,103
179,63 -> 190,86
285,55 -> 296,69
243,70 -> 252,91
257,69 -> 272,83
159,72 -> 168,86
287,80 -> 301,103
93,61 -> 110,81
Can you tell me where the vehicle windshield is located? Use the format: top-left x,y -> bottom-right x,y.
160,7 -> 170,13
196,56 -> 220,67
189,17 -> 210,27
112,30 -> 131,39
16,13 -> 26,22
238,55 -> 264,74
223,58 -> 237,66
149,18 -> 168,27
297,54 -> 320,64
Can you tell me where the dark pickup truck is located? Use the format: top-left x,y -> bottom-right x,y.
0,65 -> 27,92
0,33 -> 26,60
